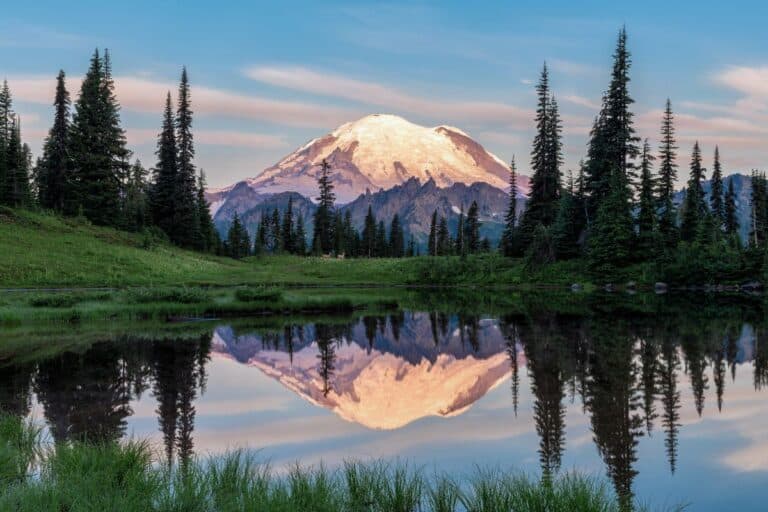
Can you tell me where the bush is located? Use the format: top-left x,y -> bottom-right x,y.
124,287 -> 210,304
28,294 -> 81,308
234,287 -> 283,303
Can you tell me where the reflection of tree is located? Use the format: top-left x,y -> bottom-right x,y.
363,316 -> 378,351
315,324 -> 339,397
585,317 -> 643,512
639,337 -> 658,435
658,337 -> 681,475
755,326 -> 768,390
35,343 -> 134,443
151,335 -> 211,468
0,363 -> 33,416
459,314 -> 481,352
429,311 -> 440,346
500,317 -> 520,417
713,341 -> 726,412
681,333 -> 709,417
519,314 -> 567,483
389,311 -> 404,343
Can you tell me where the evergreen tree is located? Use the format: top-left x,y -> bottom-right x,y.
68,49 -> 128,224
724,178 -> 739,238
196,170 -> 217,252
312,159 -> 335,254
281,196 -> 294,253
254,215 -> 267,255
501,157 -> 519,256
519,65 -> 561,247
680,142 -> 706,242
637,139 -> 656,253
361,205 -> 376,257
750,171 -> 767,247
552,171 -> 581,259
151,92 -> 178,238
174,67 -> 199,248
710,146 -> 725,230
293,215 -> 307,255
589,172 -> 634,278
436,216 -> 451,256
37,70 -> 71,212
375,220 -> 387,257
226,213 -> 250,259
270,208 -> 282,252
389,214 -> 405,257
455,206 -> 466,256
465,200 -> 481,253
5,116 -> 31,206
428,210 -> 438,256
123,160 -> 149,231
0,80 -> 10,205
657,99 -> 679,247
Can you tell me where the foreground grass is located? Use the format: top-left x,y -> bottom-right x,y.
0,416 -> 678,512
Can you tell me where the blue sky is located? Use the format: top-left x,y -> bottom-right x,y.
3,0 -> 768,188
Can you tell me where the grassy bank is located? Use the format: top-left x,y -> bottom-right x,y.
0,416 -> 677,512
1,208 -> 599,289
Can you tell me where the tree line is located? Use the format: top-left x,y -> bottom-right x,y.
0,50 -> 219,253
500,27 -> 763,282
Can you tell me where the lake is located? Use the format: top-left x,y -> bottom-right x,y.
1,292 -> 766,510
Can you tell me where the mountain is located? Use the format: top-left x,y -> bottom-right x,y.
240,114 -> 518,202
208,114 -> 529,242
210,314 -> 521,430
341,177 -> 526,246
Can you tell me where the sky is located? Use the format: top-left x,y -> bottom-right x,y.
2,0 -> 768,189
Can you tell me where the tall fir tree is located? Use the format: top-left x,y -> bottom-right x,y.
465,200 -> 481,253
519,65 -> 562,247
196,170 -> 217,252
293,215 -> 307,255
0,81 -> 11,205
428,210 -> 438,256
281,196 -> 295,254
361,205 -> 376,257
68,49 -> 128,224
151,92 -> 178,238
501,157 -> 519,256
680,142 -> 706,242
226,213 -> 250,259
375,220 -> 387,257
389,214 -> 405,257
436,216 -> 451,256
123,160 -> 149,232
312,159 -> 335,254
455,206 -> 466,256
5,115 -> 31,206
637,139 -> 656,253
37,70 -> 71,212
657,99 -> 679,248
749,171 -> 767,247
724,178 -> 739,239
710,146 -> 725,230
552,171 -> 581,259
174,67 -> 200,248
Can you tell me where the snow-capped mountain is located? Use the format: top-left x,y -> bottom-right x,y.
208,114 -> 528,241
211,314 -> 523,430
244,114 -> 515,202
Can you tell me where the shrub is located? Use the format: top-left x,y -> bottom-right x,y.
124,287 -> 210,304
234,287 -> 283,303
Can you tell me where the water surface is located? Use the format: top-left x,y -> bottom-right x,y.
1,293 -> 766,510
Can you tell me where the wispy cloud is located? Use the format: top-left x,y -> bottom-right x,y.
9,74 -> 357,128
549,58 -> 599,77
126,128 -> 288,149
244,66 -> 532,128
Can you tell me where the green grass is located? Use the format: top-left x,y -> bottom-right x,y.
0,208 -> 603,289
0,415 -> 682,512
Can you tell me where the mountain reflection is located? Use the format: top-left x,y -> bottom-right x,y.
1,297 -> 767,508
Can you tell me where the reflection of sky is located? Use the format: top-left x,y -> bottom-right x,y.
115,341 -> 768,511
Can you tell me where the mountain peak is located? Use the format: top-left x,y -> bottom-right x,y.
236,114 -> 513,203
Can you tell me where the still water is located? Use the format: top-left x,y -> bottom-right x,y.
1,294 -> 767,510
